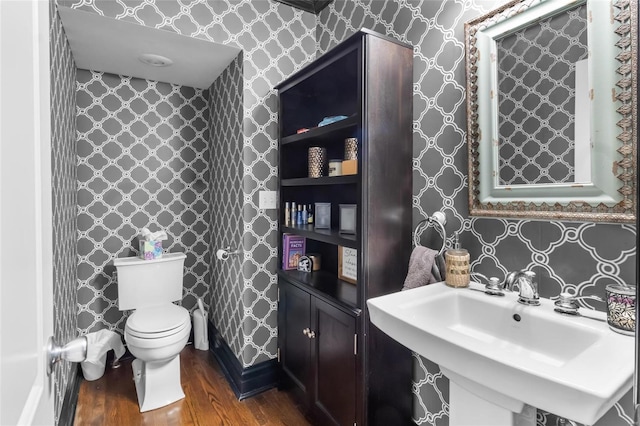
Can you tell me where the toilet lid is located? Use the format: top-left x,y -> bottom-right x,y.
126,304 -> 189,337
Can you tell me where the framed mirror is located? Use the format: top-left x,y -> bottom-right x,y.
465,0 -> 637,223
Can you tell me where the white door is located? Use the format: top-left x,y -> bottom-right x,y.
0,1 -> 55,425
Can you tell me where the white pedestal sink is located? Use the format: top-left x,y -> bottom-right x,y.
367,282 -> 634,426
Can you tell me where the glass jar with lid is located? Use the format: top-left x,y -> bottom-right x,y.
605,283 -> 636,335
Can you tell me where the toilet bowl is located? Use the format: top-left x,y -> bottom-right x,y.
124,303 -> 191,412
125,304 -> 191,361
114,253 -> 191,412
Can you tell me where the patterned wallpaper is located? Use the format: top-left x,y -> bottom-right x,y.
317,1 -> 636,426
64,0 -> 316,366
54,1 -> 636,424
50,2 -> 78,423
208,53 -> 245,360
75,71 -> 211,333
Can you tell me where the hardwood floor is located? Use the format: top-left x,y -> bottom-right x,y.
74,345 -> 311,426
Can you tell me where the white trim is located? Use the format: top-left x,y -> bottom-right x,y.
1,1 -> 54,424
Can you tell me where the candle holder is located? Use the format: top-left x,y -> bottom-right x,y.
606,284 -> 636,336
308,147 -> 326,178
344,138 -> 358,160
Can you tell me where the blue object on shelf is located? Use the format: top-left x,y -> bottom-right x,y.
318,115 -> 348,127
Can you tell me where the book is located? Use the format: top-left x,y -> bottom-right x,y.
282,234 -> 306,270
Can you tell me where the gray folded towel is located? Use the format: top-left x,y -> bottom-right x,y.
402,246 -> 438,291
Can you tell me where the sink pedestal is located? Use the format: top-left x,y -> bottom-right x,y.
443,368 -> 535,426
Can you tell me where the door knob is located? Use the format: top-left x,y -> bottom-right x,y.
303,328 -> 310,336
307,330 -> 316,339
46,336 -> 87,376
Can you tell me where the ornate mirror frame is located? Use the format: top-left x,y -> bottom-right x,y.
466,0 -> 637,223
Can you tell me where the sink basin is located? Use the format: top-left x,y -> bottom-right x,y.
367,282 -> 634,426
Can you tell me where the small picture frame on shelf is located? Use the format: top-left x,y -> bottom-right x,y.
339,204 -> 357,234
338,246 -> 357,284
315,202 -> 331,229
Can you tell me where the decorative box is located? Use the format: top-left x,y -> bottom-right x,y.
339,204 -> 357,234
314,202 -> 331,229
342,159 -> 357,175
328,159 -> 342,176
139,240 -> 163,260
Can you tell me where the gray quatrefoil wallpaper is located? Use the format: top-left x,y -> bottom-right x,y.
50,1 -> 635,425
50,4 -> 78,423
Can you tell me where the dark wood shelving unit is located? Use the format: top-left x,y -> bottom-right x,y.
276,28 -> 413,426
281,225 -> 357,248
281,175 -> 358,187
281,115 -> 359,145
278,269 -> 358,309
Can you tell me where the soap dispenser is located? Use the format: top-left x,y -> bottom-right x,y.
445,233 -> 470,288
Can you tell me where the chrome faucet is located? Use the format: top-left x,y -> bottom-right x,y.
504,270 -> 540,306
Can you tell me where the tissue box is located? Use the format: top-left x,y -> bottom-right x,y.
139,240 -> 163,260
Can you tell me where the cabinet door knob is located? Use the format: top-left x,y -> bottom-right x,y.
307,330 -> 316,339
302,328 -> 310,336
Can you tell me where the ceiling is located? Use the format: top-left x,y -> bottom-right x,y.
57,6 -> 241,90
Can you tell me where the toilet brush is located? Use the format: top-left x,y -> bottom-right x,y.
194,298 -> 209,350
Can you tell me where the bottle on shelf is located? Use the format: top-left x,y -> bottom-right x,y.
307,204 -> 313,224
297,204 -> 303,225
285,202 -> 290,227
291,202 -> 296,226
302,205 -> 308,224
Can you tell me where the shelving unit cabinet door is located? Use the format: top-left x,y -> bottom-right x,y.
311,298 -> 358,426
279,280 -> 312,397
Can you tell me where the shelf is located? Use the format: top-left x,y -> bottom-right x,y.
281,116 -> 358,146
276,30 -> 415,425
281,175 -> 358,186
282,225 -> 358,248
278,269 -> 359,311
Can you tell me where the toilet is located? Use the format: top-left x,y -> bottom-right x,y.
113,252 -> 191,412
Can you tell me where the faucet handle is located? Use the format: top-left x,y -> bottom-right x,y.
485,277 -> 506,296
554,292 -> 605,315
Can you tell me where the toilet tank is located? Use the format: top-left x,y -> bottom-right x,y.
114,252 -> 186,311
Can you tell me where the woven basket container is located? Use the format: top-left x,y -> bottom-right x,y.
445,249 -> 470,288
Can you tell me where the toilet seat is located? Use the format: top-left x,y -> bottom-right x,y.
125,304 -> 190,342
126,321 -> 190,339
125,325 -> 190,349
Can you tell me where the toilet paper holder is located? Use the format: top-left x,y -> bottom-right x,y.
46,334 -> 122,377
46,336 -> 87,376
216,246 -> 242,261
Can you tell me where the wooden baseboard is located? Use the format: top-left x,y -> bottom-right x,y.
208,321 -> 278,400
58,365 -> 82,426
